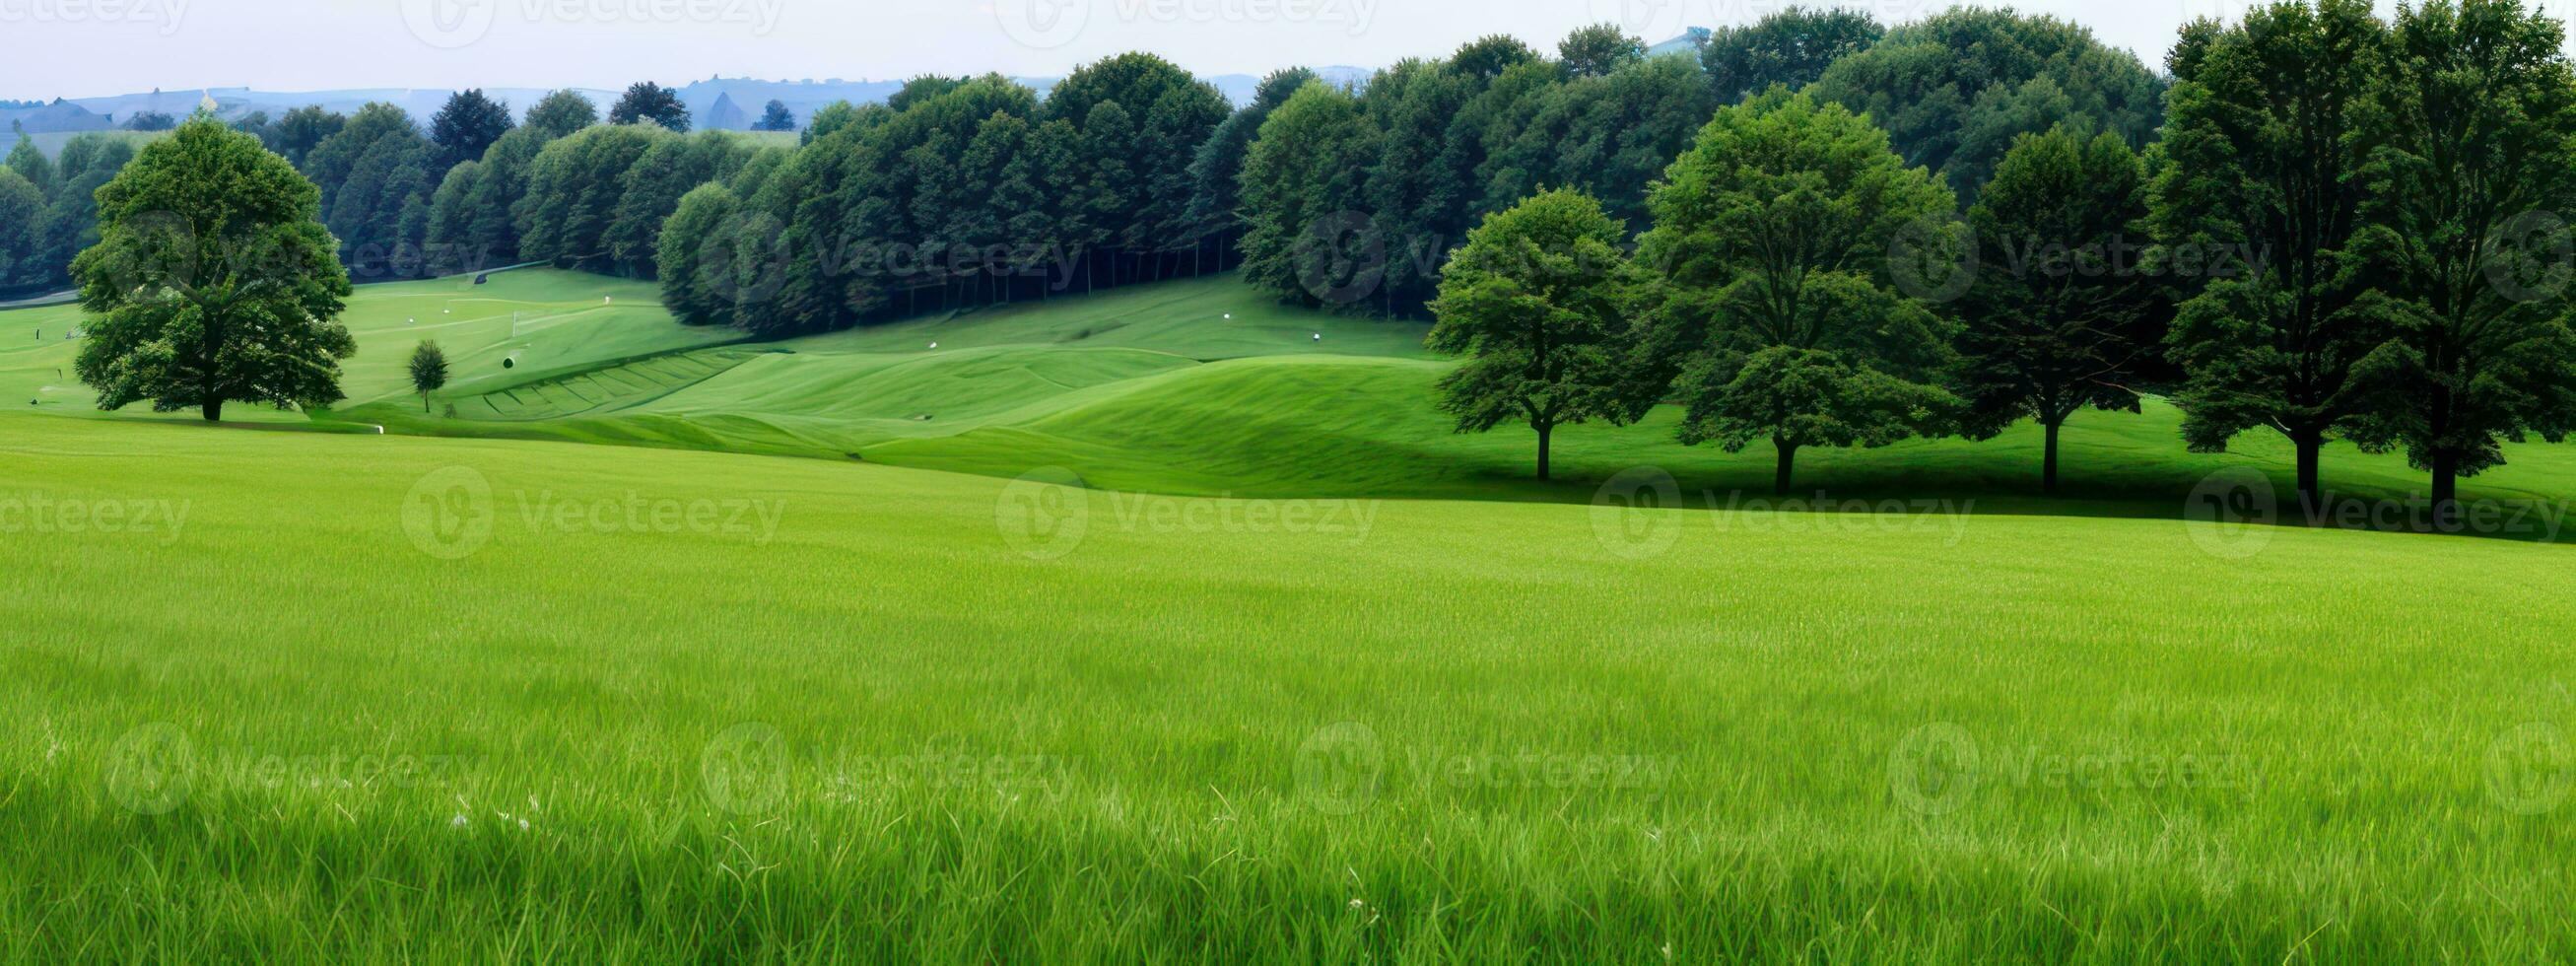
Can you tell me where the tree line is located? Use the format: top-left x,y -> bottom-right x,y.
1428,0 -> 2576,537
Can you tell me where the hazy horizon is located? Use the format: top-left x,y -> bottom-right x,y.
0,0 -> 2279,102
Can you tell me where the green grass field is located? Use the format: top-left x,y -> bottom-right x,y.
6,270 -> 2576,959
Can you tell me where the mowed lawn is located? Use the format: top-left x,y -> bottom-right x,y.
3,413 -> 2575,960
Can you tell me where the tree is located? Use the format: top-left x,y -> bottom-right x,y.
516,123 -> 666,269
2150,0 -> 2389,512
1702,6 -> 1884,104
608,82 -> 690,131
266,105 -> 345,168
7,129 -> 55,199
606,130 -> 754,277
1634,89 -> 1961,494
2345,0 -> 2576,527
1426,188 -> 1641,480
755,100 -> 796,132
72,117 -> 355,421
523,89 -> 598,139
802,101 -> 861,145
656,182 -> 740,326
1809,9 -> 2163,205
407,341 -> 448,412
430,89 -> 514,171
1558,24 -> 1645,79
1183,67 -> 1315,271
302,103 -> 438,280
1956,125 -> 2160,493
0,170 -> 43,292
1238,83 -> 1378,310
124,111 -> 177,131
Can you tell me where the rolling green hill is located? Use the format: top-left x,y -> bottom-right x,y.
3,412 -> 2573,959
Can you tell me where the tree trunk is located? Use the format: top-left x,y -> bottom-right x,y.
1773,438 -> 1796,497
2294,431 -> 2323,519
1534,423 -> 1552,482
201,399 -> 223,422
2430,450 -> 2460,533
2041,419 -> 2063,496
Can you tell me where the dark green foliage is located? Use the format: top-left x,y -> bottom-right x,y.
123,111 -> 176,132
407,340 -> 448,410
608,82 -> 690,132
2344,0 -> 2576,518
1702,6 -> 1884,104
1426,188 -> 1641,479
302,103 -> 439,279
1634,89 -> 1961,493
1237,83 -> 1376,310
523,90 -> 599,139
71,118 -> 355,420
2151,0 -> 2389,507
656,182 -> 741,326
755,100 -> 796,132
0,170 -> 42,291
1809,8 -> 2163,205
431,89 -> 515,171
606,131 -> 758,278
266,105 -> 346,168
1557,24 -> 1645,78
7,130 -> 56,199
1956,126 -> 2162,492
1182,67 -> 1315,270
516,123 -> 667,269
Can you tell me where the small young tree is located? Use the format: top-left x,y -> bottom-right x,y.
73,117 -> 355,421
1956,125 -> 2161,493
755,100 -> 796,132
608,82 -> 691,132
408,340 -> 448,412
1426,188 -> 1640,481
1633,89 -> 1962,495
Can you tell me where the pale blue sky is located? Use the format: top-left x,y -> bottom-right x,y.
0,0 -> 2466,100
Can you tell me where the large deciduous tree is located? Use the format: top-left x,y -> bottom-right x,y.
430,89 -> 514,171
1956,125 -> 2162,493
1634,89 -> 1961,494
1808,8 -> 2163,205
2150,0 -> 2388,511
1426,188 -> 1640,480
608,82 -> 691,132
1702,6 -> 1884,104
72,118 -> 354,421
523,89 -> 598,139
2346,0 -> 2576,526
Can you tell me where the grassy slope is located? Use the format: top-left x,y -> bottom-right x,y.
1,413 -> 2572,960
